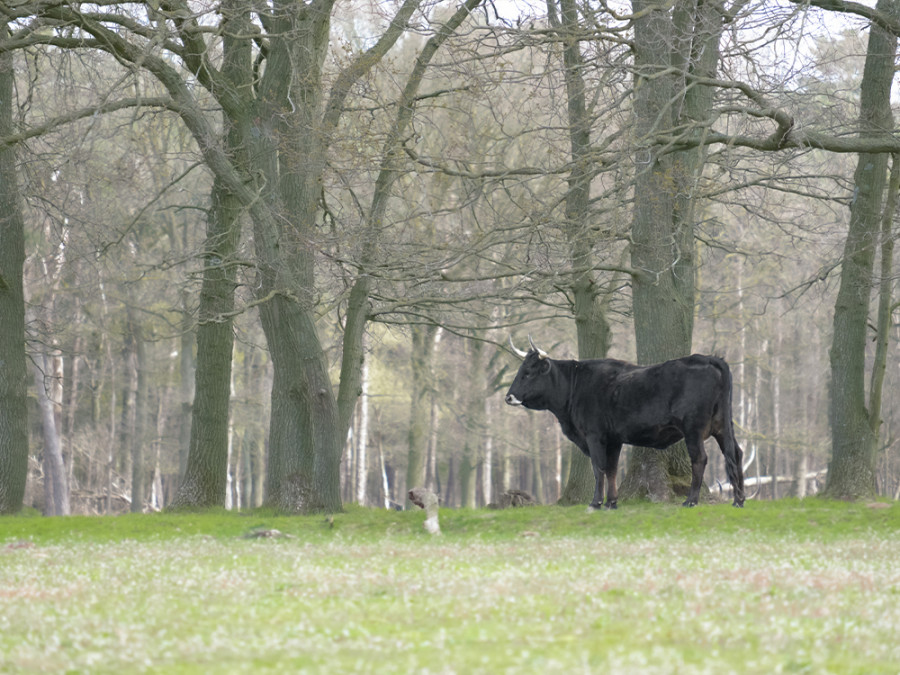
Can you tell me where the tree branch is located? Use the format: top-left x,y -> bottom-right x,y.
0,97 -> 174,148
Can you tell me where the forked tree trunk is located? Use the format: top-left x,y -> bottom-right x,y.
249,0 -> 426,514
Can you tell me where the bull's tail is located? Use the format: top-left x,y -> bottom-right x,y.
712,358 -> 745,507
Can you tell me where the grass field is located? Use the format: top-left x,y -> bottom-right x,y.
2,500 -> 899,674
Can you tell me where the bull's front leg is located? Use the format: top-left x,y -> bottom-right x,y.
586,436 -> 606,511
589,459 -> 604,511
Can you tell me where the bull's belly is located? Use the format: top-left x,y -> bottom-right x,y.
624,426 -> 684,449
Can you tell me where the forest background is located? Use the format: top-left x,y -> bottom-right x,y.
3,0 -> 900,516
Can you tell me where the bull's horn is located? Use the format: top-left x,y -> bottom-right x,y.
509,335 -> 528,359
528,335 -> 549,359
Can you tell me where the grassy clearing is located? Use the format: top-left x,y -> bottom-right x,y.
1,500 -> 899,674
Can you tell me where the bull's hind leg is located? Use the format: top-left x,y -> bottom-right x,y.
713,431 -> 745,507
603,443 -> 623,510
682,434 -> 708,507
586,436 -> 611,511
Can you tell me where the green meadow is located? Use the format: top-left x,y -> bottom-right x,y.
2,500 -> 899,674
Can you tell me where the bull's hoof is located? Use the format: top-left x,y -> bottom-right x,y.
732,501 -> 744,508
604,501 -> 618,510
587,503 -> 602,513
681,500 -> 698,508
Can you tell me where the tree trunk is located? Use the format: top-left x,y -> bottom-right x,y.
483,396 -> 494,507
426,340 -> 442,495
549,0 -> 615,506
171,178 -> 241,509
356,342 -> 370,505
868,156 -> 899,442
531,417 -> 544,504
0,25 -> 30,514
260,297 -> 342,513
621,0 -> 722,502
405,324 -> 438,507
130,318 -> 149,513
252,0 -> 425,513
459,338 -> 486,508
172,0 -> 248,509
826,0 -> 898,500
33,354 -> 70,516
178,289 -> 194,481
353,0 -> 483,509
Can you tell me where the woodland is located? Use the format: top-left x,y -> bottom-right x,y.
3,0 -> 900,516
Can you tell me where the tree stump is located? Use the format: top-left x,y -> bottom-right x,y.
488,489 -> 537,509
408,487 -> 440,535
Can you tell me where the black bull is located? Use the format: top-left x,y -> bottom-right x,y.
505,341 -> 745,509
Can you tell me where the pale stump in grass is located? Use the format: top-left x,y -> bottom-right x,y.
408,487 -> 440,535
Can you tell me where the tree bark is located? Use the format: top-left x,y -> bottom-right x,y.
355,342 -> 370,505
251,0 -> 425,513
548,0 -> 615,506
260,296 -> 342,513
130,320 -> 148,513
171,177 -> 241,508
405,324 -> 438,508
826,0 -> 899,499
868,155 -> 899,439
171,0 -> 248,509
0,24 -> 30,515
459,338 -> 486,508
621,0 -> 722,502
33,354 -> 70,515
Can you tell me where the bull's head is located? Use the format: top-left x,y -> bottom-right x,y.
505,336 -> 552,409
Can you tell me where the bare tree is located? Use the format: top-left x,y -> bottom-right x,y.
826,0 -> 899,499
0,23 -> 29,513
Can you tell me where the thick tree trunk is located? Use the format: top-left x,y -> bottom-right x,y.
826,0 -> 898,499
260,296 -> 342,513
172,0 -> 248,509
0,26 -> 30,514
171,178 -> 241,509
253,0 -> 426,512
548,0 -> 615,506
621,0 -> 722,503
